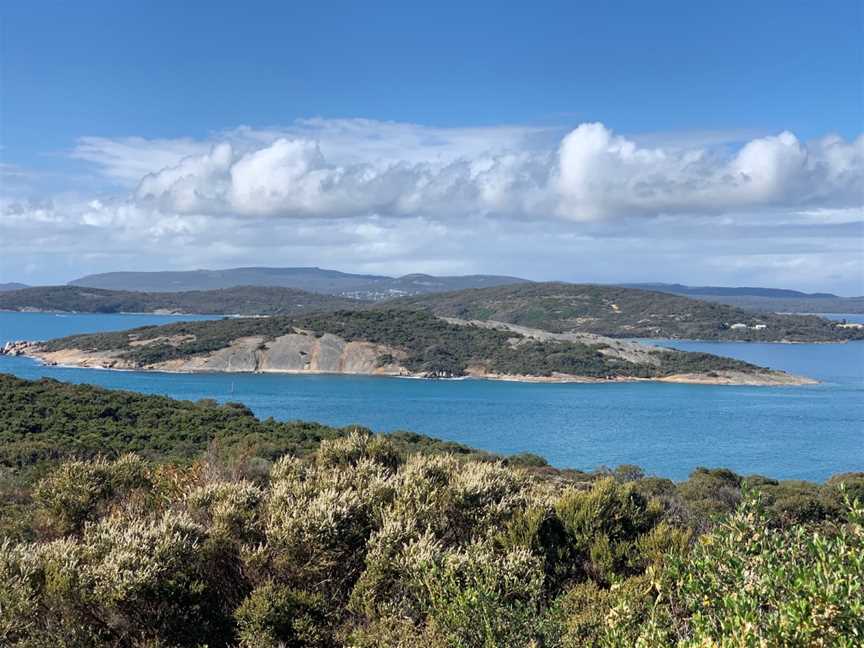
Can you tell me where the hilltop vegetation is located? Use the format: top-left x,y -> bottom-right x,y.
0,374 -> 861,647
390,282 -> 863,342
34,309 -> 771,380
0,285 -> 363,315
3,280 -> 860,340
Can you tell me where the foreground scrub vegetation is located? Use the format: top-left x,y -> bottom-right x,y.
1,437 -> 862,647
0,374 -> 862,646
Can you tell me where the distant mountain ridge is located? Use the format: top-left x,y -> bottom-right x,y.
7,268 -> 860,313
69,267 -> 531,299
621,283 -> 840,299
620,283 -> 864,314
0,283 -> 29,292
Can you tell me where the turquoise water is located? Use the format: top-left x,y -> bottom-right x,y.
1,312 -> 862,481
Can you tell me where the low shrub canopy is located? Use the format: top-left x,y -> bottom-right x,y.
1,375 -> 861,646
1,434 -> 861,647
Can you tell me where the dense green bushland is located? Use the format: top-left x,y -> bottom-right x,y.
0,373 -> 344,469
37,309 -> 764,378
1,374 -> 862,646
0,285 -> 363,315
1,437 -> 861,647
0,373 -> 485,466
389,282 -> 864,342
0,374 -> 492,541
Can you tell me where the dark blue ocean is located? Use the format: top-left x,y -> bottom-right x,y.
1,311 -> 862,481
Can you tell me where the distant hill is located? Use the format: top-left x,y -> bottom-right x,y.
69,267 -> 530,299
0,285 -> 363,316
5,282 -> 860,342
387,283 -> 864,342
622,283 -> 838,299
621,283 -> 864,314
0,282 -> 28,292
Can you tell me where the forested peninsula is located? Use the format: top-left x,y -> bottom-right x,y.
390,282 -> 864,342
0,285 -> 363,316
0,373 -> 861,646
5,309 -> 811,385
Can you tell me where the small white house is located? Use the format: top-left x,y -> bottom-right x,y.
753,324 -> 768,330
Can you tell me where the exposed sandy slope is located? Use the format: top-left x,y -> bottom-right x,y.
13,321 -> 815,386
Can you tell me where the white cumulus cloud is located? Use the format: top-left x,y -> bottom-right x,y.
2,118 -> 862,292
93,120 -> 863,222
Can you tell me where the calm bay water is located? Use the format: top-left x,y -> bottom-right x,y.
1,311 -> 862,481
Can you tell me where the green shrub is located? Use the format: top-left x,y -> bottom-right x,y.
627,495 -> 864,646
264,434 -> 396,601
82,510 -> 225,643
34,454 -> 152,535
542,580 -> 611,647
676,467 -> 743,526
315,429 -> 402,473
347,615 -> 430,648
349,454 -> 532,619
406,539 -> 545,648
543,577 -> 658,648
496,504 -> 573,593
187,480 -> 263,542
0,540 -> 39,644
553,478 -> 662,583
234,582 -> 330,647
505,452 -> 549,468
826,472 -> 864,507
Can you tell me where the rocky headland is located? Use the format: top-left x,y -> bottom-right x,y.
2,311 -> 815,386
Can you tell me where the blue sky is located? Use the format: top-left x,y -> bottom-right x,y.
1,1 -> 862,292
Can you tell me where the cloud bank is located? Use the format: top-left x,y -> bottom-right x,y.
113,121 -> 863,221
2,119 -> 862,292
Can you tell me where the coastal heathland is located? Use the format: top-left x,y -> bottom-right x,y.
0,374 -> 861,647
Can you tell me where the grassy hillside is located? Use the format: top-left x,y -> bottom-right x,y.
389,282 -> 864,342
0,374 -> 861,646
0,285 -> 363,315
35,309 -> 768,379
